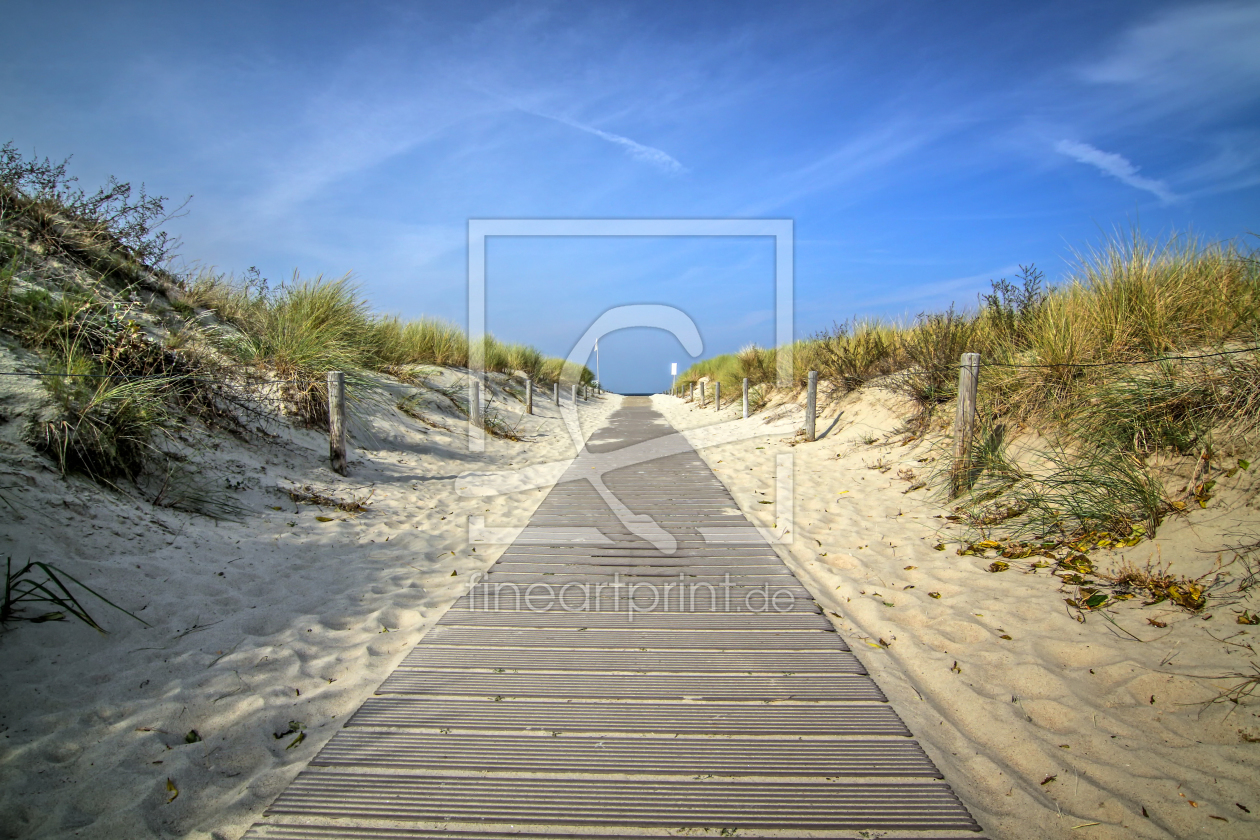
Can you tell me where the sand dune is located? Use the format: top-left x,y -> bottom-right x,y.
0,371 -> 616,840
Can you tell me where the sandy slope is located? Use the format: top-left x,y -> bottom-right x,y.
0,370 -> 617,840
656,389 -> 1260,840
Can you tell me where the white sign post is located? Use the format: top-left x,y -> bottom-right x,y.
670,362 -> 677,393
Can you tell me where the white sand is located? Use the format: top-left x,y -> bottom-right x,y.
655,388 -> 1260,840
3,371 -> 1257,840
0,370 -> 617,839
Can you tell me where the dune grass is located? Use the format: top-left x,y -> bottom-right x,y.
681,230 -> 1258,428
1,144 -> 589,496
677,229 -> 1260,543
182,269 -> 591,395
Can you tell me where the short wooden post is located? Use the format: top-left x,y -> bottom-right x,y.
327,371 -> 348,475
742,377 -> 749,419
805,370 -> 817,442
553,382 -> 559,406
470,380 -> 482,429
951,352 -> 981,497
689,382 -> 695,402
700,381 -> 706,408
526,378 -> 533,415
714,381 -> 721,411
572,384 -> 578,404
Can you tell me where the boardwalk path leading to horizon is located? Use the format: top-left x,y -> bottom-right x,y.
244,397 -> 983,839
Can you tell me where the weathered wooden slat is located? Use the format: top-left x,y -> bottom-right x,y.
376,671 -> 881,700
437,608 -> 836,629
473,571 -> 803,582
245,824 -> 986,840
399,647 -> 865,673
347,697 -> 907,735
314,731 -> 942,776
419,626 -> 850,649
265,773 -> 981,831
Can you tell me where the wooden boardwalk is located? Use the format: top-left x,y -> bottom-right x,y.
244,397 -> 983,839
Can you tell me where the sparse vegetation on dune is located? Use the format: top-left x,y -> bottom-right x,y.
679,229 -> 1260,556
182,269 -> 591,399
0,144 -> 589,496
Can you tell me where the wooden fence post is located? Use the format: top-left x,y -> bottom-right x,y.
714,381 -> 720,411
951,352 -> 981,496
327,371 -> 348,475
554,382 -> 559,406
742,377 -> 749,419
526,378 -> 533,415
689,382 -> 695,402
700,381 -> 706,408
805,370 -> 817,442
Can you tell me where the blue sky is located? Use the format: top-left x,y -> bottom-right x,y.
3,1 -> 1258,393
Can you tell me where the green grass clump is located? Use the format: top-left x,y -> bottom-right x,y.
373,316 -> 468,368
675,351 -> 745,396
813,319 -> 900,393
890,306 -> 976,415
959,442 -> 1168,544
189,272 -> 374,374
1069,355 -> 1260,457
183,270 -> 593,421
3,556 -> 150,632
39,361 -> 173,481
185,270 -> 589,392
1,279 -> 182,480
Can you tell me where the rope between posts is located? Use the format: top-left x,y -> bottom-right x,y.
675,345 -> 1260,386
976,345 -> 1260,370
0,370 -> 321,385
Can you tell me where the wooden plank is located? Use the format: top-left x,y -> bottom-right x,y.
265,773 -> 982,831
376,672 -> 881,700
314,731 -> 942,776
347,697 -> 909,735
398,648 -> 865,673
437,609 -> 837,629
419,626 -> 850,649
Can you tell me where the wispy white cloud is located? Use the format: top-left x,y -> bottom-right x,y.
564,118 -> 686,174
507,102 -> 685,174
1054,140 -> 1177,204
460,76 -> 686,174
1080,2 -> 1260,110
